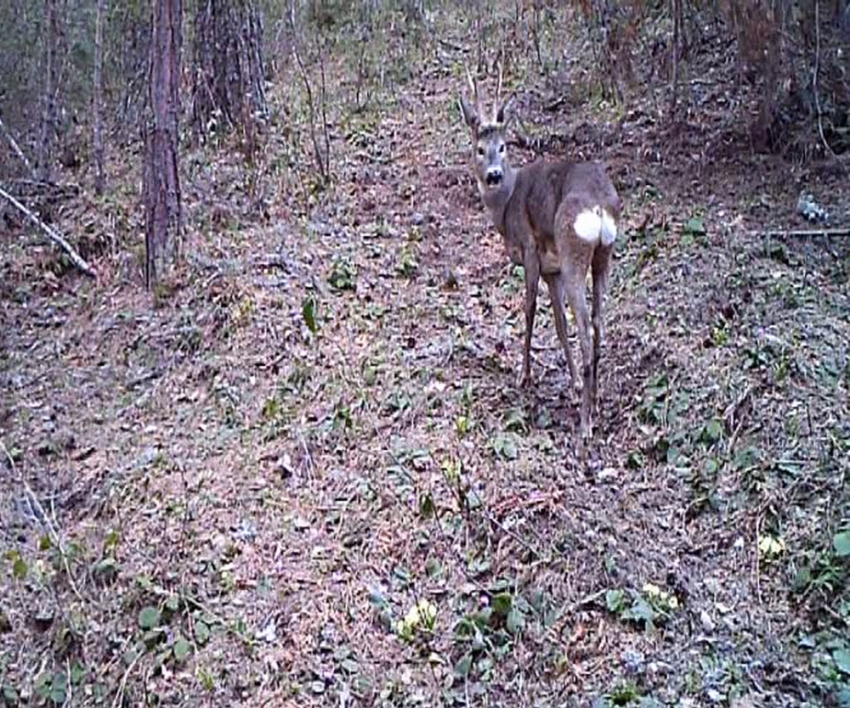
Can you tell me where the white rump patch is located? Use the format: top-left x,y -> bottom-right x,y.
600,209 -> 618,246
574,207 -> 602,243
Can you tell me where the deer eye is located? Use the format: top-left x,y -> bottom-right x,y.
499,144 -> 505,153
477,147 -> 485,157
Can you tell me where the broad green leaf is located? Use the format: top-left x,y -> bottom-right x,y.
2,684 -> 19,705
138,606 -> 161,630
173,638 -> 191,662
684,217 -> 706,235
606,589 -> 625,614
834,648 -> 850,675
833,531 -> 850,557
703,419 -> 723,443
454,653 -> 473,678
506,608 -> 526,635
92,558 -> 119,584
419,492 -> 435,519
302,296 -> 318,334
104,529 -> 120,551
70,662 -> 86,685
49,672 -> 67,705
492,592 -> 513,615
623,597 -> 656,627
11,556 -> 27,581
367,586 -> 388,610
122,649 -> 138,666
194,621 -> 211,645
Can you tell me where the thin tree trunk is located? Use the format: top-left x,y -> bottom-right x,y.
670,0 -> 682,122
144,0 -> 183,289
38,0 -> 58,182
93,0 -> 107,195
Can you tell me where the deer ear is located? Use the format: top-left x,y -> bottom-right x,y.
459,95 -> 480,132
495,93 -> 516,126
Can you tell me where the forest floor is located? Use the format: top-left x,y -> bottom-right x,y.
2,11 -> 850,708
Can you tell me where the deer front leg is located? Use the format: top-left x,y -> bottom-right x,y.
518,256 -> 540,388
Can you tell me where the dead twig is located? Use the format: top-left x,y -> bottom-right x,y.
749,228 -> 850,238
0,115 -> 36,177
480,508 -> 545,561
0,183 -> 96,277
292,39 -> 330,184
111,649 -> 142,708
0,443 -> 86,605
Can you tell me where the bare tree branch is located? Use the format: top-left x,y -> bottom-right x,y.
0,115 -> 36,178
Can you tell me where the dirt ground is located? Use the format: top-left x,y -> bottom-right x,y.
2,10 -> 849,708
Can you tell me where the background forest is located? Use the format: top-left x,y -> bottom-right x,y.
1,0 -> 849,706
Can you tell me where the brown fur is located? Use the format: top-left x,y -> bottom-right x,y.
460,81 -> 621,447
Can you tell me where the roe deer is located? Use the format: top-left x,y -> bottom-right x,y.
459,68 -> 620,445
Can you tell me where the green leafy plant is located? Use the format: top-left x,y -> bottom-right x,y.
395,244 -> 418,277
490,434 -> 519,461
395,598 -> 437,643
302,295 -> 319,333
328,256 -> 357,291
452,586 -> 531,685
606,583 -> 679,631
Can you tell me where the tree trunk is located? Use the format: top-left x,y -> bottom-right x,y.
144,0 -> 183,289
93,0 -> 107,195
669,0 -> 682,122
38,0 -> 58,182
191,0 -> 266,143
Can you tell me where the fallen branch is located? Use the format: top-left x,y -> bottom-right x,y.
0,183 -> 96,277
750,228 -> 850,238
0,115 -> 36,178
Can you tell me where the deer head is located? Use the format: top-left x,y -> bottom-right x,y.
458,66 -> 516,195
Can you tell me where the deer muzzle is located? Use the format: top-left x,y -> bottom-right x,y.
485,168 -> 503,186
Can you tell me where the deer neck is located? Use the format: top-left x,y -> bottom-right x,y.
480,165 -> 517,235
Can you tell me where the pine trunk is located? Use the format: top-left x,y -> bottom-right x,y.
191,0 -> 266,143
93,0 -> 107,195
144,0 -> 183,289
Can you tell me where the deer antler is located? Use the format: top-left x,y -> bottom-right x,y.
465,65 -> 482,117
493,62 -> 504,124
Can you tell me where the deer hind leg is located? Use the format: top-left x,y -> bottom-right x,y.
561,265 -> 594,442
590,244 -> 613,414
545,275 -> 579,390
518,255 -> 540,388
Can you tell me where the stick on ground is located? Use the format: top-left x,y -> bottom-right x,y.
0,183 -> 96,277
750,228 -> 850,238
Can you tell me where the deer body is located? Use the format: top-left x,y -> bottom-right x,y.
460,76 -> 620,445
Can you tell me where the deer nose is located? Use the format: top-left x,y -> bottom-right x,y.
485,168 -> 503,186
